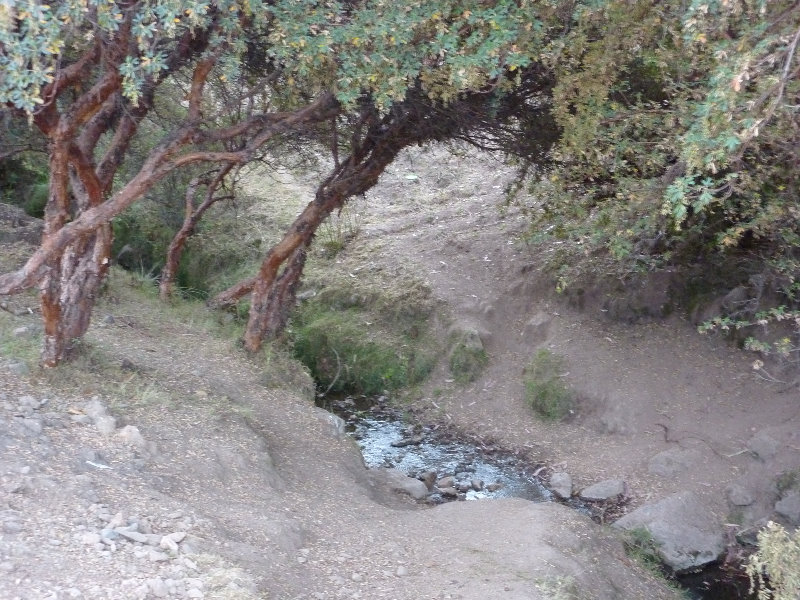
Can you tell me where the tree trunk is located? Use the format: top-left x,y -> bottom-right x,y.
241,109 -> 414,352
40,227 -> 112,366
259,245 -> 308,340
39,151 -> 113,366
160,168 -> 234,301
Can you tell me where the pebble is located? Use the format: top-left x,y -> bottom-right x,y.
148,577 -> 169,598
351,573 -> 363,583
395,566 -> 408,577
186,589 -> 204,599
81,532 -> 102,545
148,550 -> 170,562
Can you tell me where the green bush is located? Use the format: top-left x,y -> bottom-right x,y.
745,522 -> 800,600
448,330 -> 488,384
523,349 -> 574,421
292,306 -> 434,395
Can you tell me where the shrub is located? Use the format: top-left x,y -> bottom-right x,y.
523,349 -> 573,421
745,522 -> 800,600
292,306 -> 434,396
448,330 -> 488,384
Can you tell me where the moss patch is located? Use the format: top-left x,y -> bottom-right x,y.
523,349 -> 574,421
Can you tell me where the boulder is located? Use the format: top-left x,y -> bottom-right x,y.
612,491 -> 725,572
648,448 -> 703,478
549,472 -> 573,499
372,468 -> 430,500
579,479 -> 626,501
775,491 -> 800,525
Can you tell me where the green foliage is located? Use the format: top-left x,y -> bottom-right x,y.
0,153 -> 48,217
745,522 -> 800,600
623,527 -> 663,572
699,306 -> 800,367
519,0 -> 800,313
292,304 -> 434,395
523,349 -> 573,421
448,331 -> 488,384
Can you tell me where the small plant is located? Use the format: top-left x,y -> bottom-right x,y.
623,527 -> 663,570
523,349 -> 574,421
448,330 -> 488,384
745,521 -> 800,600
318,201 -> 363,257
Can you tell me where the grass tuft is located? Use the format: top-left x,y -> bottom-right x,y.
523,349 -> 574,421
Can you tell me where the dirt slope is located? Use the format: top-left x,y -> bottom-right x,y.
0,267 -> 680,600
346,146 -> 800,537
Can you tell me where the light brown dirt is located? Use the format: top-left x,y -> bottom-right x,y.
349,146 -> 800,531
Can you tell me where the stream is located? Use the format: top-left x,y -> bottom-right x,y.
321,394 -> 755,600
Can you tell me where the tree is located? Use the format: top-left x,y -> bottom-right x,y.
0,0 -> 562,364
518,0 -> 800,314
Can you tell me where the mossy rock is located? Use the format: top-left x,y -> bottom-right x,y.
448,328 -> 488,384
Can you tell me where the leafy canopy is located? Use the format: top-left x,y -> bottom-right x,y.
1,0 -> 556,114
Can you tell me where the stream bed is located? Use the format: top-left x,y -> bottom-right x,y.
322,394 -> 754,599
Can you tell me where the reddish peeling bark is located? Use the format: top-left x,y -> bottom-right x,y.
241,108 -> 419,353
159,167 -> 234,301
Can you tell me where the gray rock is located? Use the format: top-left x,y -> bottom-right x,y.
775,491 -> 800,525
313,409 -> 346,438
165,531 -> 186,544
437,476 -> 455,489
117,425 -> 146,448
148,578 -> 169,598
373,468 -> 430,500
549,472 -> 573,499
7,361 -> 29,376
12,326 -> 33,337
471,479 -> 484,491
83,398 -> 108,419
116,529 -> 148,543
726,484 -> 754,507
612,491 -> 725,572
81,532 -> 102,545
580,479 -> 626,501
148,550 -> 170,562
21,418 -> 43,435
2,520 -> 23,534
94,415 -> 116,435
648,448 -> 703,478
102,314 -> 115,325
439,486 -> 459,497
486,482 -> 504,492
747,430 -> 781,461
160,535 -> 179,554
395,566 -> 408,577
17,395 -> 38,409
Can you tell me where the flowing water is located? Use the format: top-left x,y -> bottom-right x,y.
322,394 -> 755,599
